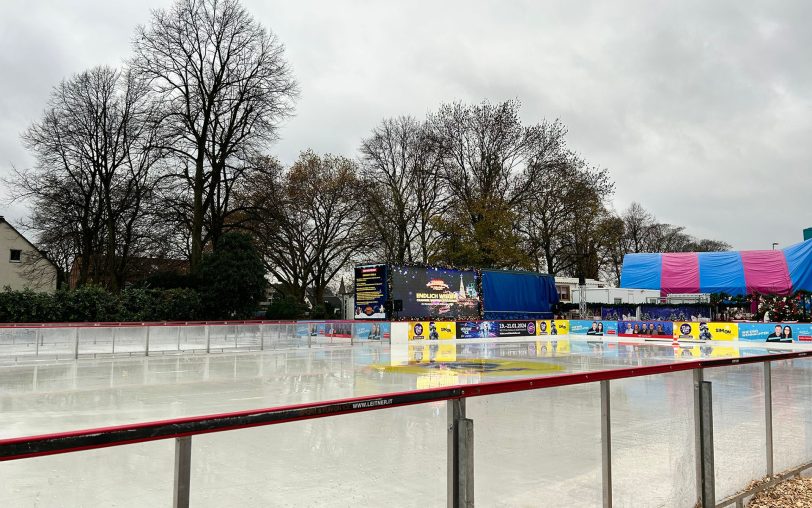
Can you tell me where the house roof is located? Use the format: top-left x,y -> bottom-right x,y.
0,216 -> 59,270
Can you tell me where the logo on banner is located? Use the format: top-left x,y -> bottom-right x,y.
413,323 -> 423,336
527,322 -> 536,335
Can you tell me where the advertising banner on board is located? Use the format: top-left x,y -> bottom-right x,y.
408,321 -> 456,340
455,321 -> 498,339
354,264 -> 388,319
705,322 -> 738,341
738,323 -> 812,342
352,322 -> 390,341
497,320 -> 537,337
391,266 -> 480,319
618,321 -> 674,338
537,320 -> 569,336
569,320 -> 619,336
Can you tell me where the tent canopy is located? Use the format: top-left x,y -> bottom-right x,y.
620,239 -> 812,296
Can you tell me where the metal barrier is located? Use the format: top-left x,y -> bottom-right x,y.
1,350 -> 809,507
0,320 -> 387,362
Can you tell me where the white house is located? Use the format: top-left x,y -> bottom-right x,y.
0,216 -> 58,292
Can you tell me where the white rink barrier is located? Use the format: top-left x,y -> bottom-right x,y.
0,320 -> 389,363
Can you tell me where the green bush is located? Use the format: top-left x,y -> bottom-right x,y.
266,293 -> 307,320
0,286 -> 203,323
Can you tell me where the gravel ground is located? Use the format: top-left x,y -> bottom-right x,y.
748,477 -> 812,507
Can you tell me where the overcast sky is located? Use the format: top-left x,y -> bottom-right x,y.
1,0 -> 810,250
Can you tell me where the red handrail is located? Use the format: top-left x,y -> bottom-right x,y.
1,349 -> 807,462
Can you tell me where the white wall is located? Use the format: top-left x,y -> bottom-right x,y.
0,221 -> 57,292
571,287 -> 660,305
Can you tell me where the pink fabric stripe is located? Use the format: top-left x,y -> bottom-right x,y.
660,252 -> 700,296
740,250 -> 792,295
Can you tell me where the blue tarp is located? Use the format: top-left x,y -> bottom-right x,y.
481,270 -> 558,320
698,251 -> 747,296
619,253 -> 662,290
785,240 -> 812,293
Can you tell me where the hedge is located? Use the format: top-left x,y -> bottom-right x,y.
0,286 -> 202,323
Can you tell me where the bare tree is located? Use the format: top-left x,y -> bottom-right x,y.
427,100 -> 569,268
132,0 -> 298,270
11,66 -> 161,289
359,116 -> 445,264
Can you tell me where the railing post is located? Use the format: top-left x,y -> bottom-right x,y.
601,380 -> 612,508
73,327 -> 80,360
205,325 -> 211,354
145,326 -> 151,357
765,361 -> 774,476
111,328 -> 116,354
698,379 -> 715,508
173,436 -> 192,508
350,322 -> 355,346
35,329 -> 40,357
693,369 -> 703,504
259,324 -> 265,351
177,326 -> 182,351
447,398 -> 474,508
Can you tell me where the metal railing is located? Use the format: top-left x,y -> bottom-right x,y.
1,349 -> 809,507
0,320 -> 387,362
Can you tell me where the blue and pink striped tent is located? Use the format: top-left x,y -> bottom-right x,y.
620,239 -> 812,296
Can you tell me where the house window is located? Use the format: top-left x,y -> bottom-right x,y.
9,249 -> 22,263
556,284 -> 571,302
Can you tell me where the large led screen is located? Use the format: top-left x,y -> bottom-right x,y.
391,266 -> 480,319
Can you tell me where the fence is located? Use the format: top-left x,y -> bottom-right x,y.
0,320 -> 389,363
1,344 -> 811,507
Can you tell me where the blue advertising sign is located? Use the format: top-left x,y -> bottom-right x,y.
738,323 -> 812,342
456,321 -> 498,339
618,321 -> 674,338
569,320 -> 619,336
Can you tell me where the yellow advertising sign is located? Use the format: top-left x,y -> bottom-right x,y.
407,321 -> 456,340
708,322 -> 738,341
537,320 -> 569,336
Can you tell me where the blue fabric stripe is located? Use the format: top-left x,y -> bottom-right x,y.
697,251 -> 747,296
784,239 -> 812,293
620,253 -> 662,290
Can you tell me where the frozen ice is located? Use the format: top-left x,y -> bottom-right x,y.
2,334 -> 812,507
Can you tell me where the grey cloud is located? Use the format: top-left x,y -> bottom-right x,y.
1,0 -> 809,250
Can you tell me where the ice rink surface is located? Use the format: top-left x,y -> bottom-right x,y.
3,336 -> 812,507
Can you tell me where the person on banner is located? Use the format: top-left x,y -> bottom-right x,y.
596,322 -> 604,336
624,323 -> 633,335
698,323 -> 711,341
587,322 -> 599,335
655,324 -> 665,336
766,324 -> 783,341
550,320 -> 558,335
428,322 -> 439,341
